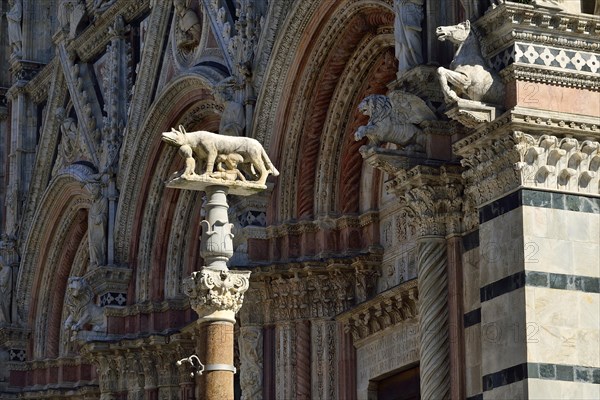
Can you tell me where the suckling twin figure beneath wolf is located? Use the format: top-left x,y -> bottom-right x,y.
161,125 -> 279,186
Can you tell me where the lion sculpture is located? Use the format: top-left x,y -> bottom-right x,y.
354,92 -> 437,151
63,277 -> 105,335
162,125 -> 279,186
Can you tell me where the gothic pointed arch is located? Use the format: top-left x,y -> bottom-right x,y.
15,164 -> 97,358
256,0 -> 395,223
114,72 -> 224,303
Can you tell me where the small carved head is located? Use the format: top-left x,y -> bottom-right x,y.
436,20 -> 470,44
67,277 -> 87,298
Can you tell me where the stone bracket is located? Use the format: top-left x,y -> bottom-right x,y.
445,98 -> 502,128
83,265 -> 132,307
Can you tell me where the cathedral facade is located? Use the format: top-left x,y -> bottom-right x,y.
0,0 -> 599,399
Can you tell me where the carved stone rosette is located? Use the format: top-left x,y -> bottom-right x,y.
183,267 -> 250,322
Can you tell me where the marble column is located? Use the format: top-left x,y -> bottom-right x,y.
295,320 -> 311,400
163,129 -> 277,399
275,321 -> 295,400
446,235 -> 465,399
416,236 -> 450,400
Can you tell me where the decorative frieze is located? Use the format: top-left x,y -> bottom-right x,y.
338,279 -> 418,343
514,132 -> 600,194
492,42 -> 600,76
81,333 -> 195,399
239,326 -> 263,400
457,127 -> 600,207
103,297 -> 189,317
250,255 -> 380,324
476,3 -> 600,59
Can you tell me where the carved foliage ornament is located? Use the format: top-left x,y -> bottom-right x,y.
514,132 -> 600,193
183,268 -> 250,316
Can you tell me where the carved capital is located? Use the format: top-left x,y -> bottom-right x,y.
456,128 -> 520,208
183,267 -> 251,322
338,280 -> 418,343
390,165 -> 464,236
359,148 -> 464,235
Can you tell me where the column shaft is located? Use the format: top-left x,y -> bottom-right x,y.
198,321 -> 235,400
447,236 -> 465,399
417,236 -> 450,400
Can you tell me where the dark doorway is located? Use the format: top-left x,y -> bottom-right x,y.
376,365 -> 420,400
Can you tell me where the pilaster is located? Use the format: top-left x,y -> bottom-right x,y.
453,6 -> 600,397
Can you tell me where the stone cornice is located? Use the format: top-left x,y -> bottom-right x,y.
67,0 -> 151,63
83,265 -> 132,296
24,59 -> 58,104
500,63 -> 600,91
456,124 -> 600,209
265,210 -> 379,239
476,3 -> 600,58
18,385 -> 99,399
454,108 -> 599,155
81,331 -> 194,352
337,279 -> 418,343
0,326 -> 30,347
103,298 -> 190,317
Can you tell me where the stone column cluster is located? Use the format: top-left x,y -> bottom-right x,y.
371,158 -> 463,400
238,258 -> 379,400
82,334 -> 196,400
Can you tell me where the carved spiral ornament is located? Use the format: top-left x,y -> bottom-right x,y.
417,237 -> 450,400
